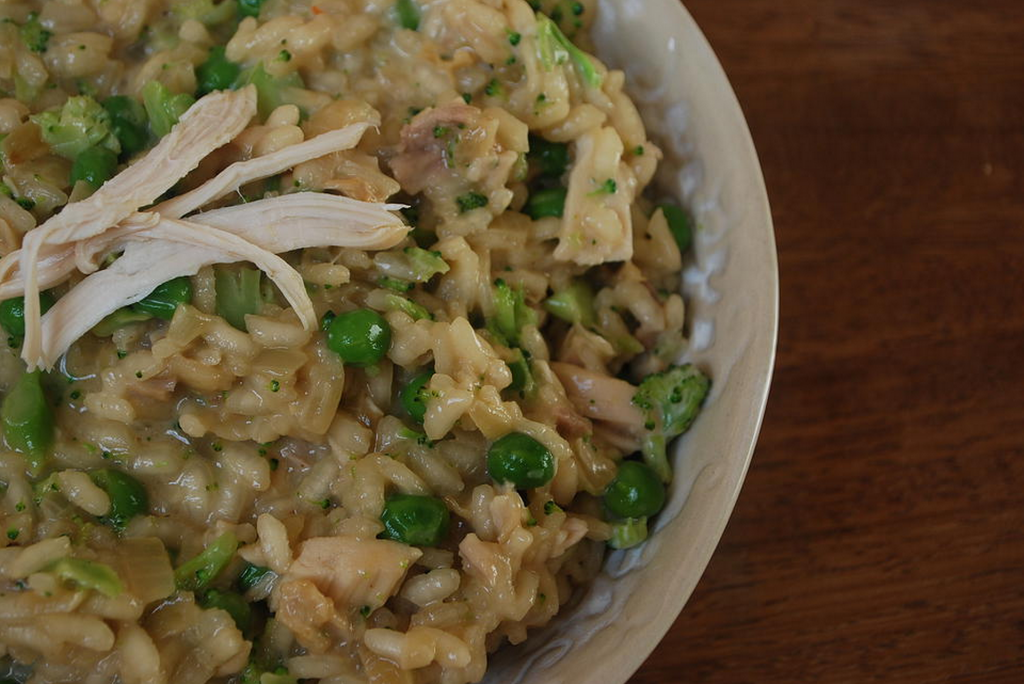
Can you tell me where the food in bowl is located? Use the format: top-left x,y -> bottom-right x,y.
0,1 -> 709,682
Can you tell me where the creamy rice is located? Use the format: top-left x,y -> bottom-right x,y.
0,1 -> 708,682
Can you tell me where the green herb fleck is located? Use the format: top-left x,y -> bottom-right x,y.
589,178 -> 617,196
456,192 -> 488,213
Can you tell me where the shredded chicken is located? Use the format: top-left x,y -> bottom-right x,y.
194,193 -> 408,251
390,103 -> 480,194
285,536 -> 421,610
554,126 -> 637,265
0,194 -> 407,301
19,88 -> 258,365
154,122 -> 375,218
550,361 -> 645,452
35,220 -> 312,369
35,201 -> 407,367
3,88 -> 405,368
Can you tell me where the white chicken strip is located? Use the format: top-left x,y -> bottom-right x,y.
284,536 -> 421,610
154,122 -> 375,219
554,126 -> 637,266
34,201 -> 408,368
139,218 -> 314,327
34,220 -> 306,369
550,361 -> 646,452
0,194 -> 408,300
195,193 -> 408,251
20,87 -> 258,367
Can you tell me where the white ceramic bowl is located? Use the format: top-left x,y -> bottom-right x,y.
486,2 -> 778,682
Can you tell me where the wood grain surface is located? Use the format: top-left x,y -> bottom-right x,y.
632,2 -> 1024,682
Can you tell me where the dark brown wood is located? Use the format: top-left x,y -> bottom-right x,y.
633,2 -> 1024,682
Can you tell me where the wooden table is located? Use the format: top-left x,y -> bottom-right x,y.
633,2 -> 1024,682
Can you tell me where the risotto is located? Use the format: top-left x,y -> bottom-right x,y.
0,1 -> 709,682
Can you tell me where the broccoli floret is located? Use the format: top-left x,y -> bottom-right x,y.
488,278 -> 536,347
505,348 -> 536,399
234,62 -> 306,121
142,81 -> 196,138
544,279 -> 595,328
535,12 -> 602,89
382,294 -> 433,321
403,247 -> 450,282
20,12 -> 51,53
30,96 -> 120,160
608,517 -> 648,550
632,364 -> 710,482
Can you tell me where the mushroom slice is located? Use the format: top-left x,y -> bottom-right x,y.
20,87 -> 258,367
154,122 -> 376,219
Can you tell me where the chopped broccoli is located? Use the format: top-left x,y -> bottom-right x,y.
543,279 -> 595,328
174,531 -> 238,592
505,348 -> 536,399
382,294 -> 433,321
215,266 -> 263,331
456,192 -> 488,213
488,279 -> 536,347
535,12 -> 602,89
608,517 -> 648,550
172,0 -> 236,25
46,557 -> 124,597
379,276 -> 413,293
632,364 -> 711,482
30,96 -> 120,160
234,62 -> 306,121
403,247 -> 450,282
19,12 -> 51,53
142,81 -> 196,138
589,178 -> 617,196
91,308 -> 152,337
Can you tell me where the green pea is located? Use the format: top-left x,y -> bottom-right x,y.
525,187 -> 567,220
236,562 -> 271,592
70,146 -> 118,190
380,494 -> 449,547
196,46 -> 241,96
200,588 -> 252,634
89,469 -> 148,531
1,370 -> 53,475
237,0 -> 266,18
528,135 -> 569,178
400,370 -> 432,424
102,95 -> 148,158
327,308 -> 391,367
604,461 -> 666,519
487,432 -> 555,489
131,277 -> 192,321
658,204 -> 693,253
0,290 -> 55,338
